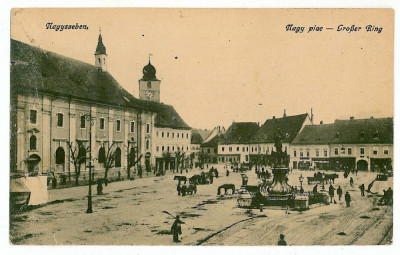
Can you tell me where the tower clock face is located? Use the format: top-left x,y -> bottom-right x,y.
145,91 -> 154,99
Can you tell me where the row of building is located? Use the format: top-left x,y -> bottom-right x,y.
194,113 -> 393,172
10,33 -> 393,177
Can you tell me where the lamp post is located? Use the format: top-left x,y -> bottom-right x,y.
299,174 -> 304,190
83,111 -> 94,214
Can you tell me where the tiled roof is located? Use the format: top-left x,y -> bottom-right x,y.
331,118 -> 393,144
10,39 -> 190,130
250,114 -> 309,144
191,130 -> 204,144
201,134 -> 224,148
292,117 -> 393,145
292,124 -> 335,145
218,122 -> 259,145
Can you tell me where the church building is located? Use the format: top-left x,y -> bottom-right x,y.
10,32 -> 190,179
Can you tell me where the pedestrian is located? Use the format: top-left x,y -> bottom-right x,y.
350,177 -> 354,187
52,175 -> 57,189
359,184 -> 365,196
226,169 -> 230,177
387,187 -> 393,205
345,191 -> 351,207
177,183 -> 181,196
329,184 -> 335,203
138,166 -> 143,178
209,174 -> 214,184
313,184 -> 318,195
171,216 -> 183,243
337,186 -> 343,201
97,179 -> 103,195
277,234 -> 287,246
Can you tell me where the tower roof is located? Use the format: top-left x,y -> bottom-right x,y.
141,60 -> 158,81
95,34 -> 107,55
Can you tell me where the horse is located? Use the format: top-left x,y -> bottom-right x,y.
186,184 -> 197,195
324,173 -> 339,184
217,184 -> 235,195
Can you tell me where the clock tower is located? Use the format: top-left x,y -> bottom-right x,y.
139,59 -> 161,102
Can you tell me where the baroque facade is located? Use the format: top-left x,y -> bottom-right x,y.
10,34 -> 191,177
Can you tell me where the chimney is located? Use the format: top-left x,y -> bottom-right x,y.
350,116 -> 354,120
370,116 -> 374,119
272,116 -> 275,119
283,109 -> 287,117
310,108 -> 314,123
320,120 -> 323,125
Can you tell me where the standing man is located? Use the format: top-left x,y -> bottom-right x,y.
337,186 -> 343,201
350,177 -> 354,187
345,191 -> 351,207
177,183 -> 181,196
171,216 -> 183,243
277,234 -> 287,246
329,184 -> 335,203
313,184 -> 318,195
359,184 -> 365,196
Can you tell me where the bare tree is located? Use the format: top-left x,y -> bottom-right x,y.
175,148 -> 186,173
103,142 -> 116,186
125,143 -> 143,179
67,141 -> 87,185
161,151 -> 173,173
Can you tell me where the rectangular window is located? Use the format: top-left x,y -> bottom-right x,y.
324,150 -> 328,157
242,147 -> 245,152
348,148 -> 352,155
162,146 -> 164,151
341,147 -> 345,155
186,133 -> 189,139
156,146 -> 159,152
384,148 -> 389,155
208,149 -> 211,153
172,146 -> 175,151
236,147 -> 239,152
167,132 -> 170,138
360,148 -> 365,155
172,132 -> 174,138
177,133 -> 179,138
99,118 -> 105,130
306,151 -> 310,157
285,146 -> 287,153
222,147 -> 225,152
167,146 -> 170,151
130,121 -> 135,133
80,115 -> 86,129
315,149 -> 319,157
146,123 -> 150,134
294,150 -> 297,157
373,147 -> 378,155
156,131 -> 159,137
229,147 -> 232,152
30,109 -> 37,124
300,151 -> 304,157
162,132 -> 164,138
57,113 -> 63,127
116,120 -> 121,132
146,140 -> 150,150
334,148 -> 339,155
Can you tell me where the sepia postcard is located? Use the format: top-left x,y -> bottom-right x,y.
8,8 -> 394,247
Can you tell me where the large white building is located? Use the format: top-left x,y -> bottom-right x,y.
10,34 -> 191,179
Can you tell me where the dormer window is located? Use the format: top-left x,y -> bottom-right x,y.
373,131 -> 379,139
360,132 -> 366,139
286,133 -> 290,138
335,132 -> 340,139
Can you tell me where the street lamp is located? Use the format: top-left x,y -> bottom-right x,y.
83,112 -> 95,214
299,174 -> 304,190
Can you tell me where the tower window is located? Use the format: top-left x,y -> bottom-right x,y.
146,123 -> 150,134
80,115 -> 86,129
98,58 -> 101,64
103,58 -> 106,64
57,113 -> 63,127
147,81 -> 151,89
30,109 -> 37,124
99,118 -> 105,130
130,121 -> 135,133
116,120 -> 121,132
30,135 -> 37,151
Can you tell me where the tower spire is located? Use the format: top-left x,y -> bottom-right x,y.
94,30 -> 107,72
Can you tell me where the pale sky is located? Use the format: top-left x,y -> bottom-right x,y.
11,8 -> 394,129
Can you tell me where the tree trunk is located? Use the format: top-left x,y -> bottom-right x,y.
104,169 -> 108,186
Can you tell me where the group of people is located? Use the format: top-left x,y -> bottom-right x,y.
379,187 -> 393,205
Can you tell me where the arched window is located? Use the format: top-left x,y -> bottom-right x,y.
56,147 -> 65,164
98,58 -> 101,64
30,135 -> 37,150
146,140 -> 150,150
115,147 -> 121,167
98,147 -> 106,164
